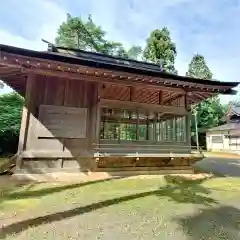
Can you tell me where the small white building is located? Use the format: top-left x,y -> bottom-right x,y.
206,104 -> 240,152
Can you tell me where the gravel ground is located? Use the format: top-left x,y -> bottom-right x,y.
194,157 -> 240,177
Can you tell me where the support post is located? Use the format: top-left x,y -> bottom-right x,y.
16,73 -> 36,169
185,94 -> 191,152
153,113 -> 157,141
95,94 -> 101,146
136,110 -> 139,140
194,110 -> 199,151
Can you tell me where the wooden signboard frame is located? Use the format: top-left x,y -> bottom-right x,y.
37,105 -> 88,139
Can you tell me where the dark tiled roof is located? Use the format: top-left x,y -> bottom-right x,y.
208,122 -> 240,132
231,105 -> 240,115
228,130 -> 240,136
0,44 -> 239,91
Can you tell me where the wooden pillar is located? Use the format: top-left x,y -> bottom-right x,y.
146,112 -> 149,140
173,116 -> 176,141
95,84 -> 101,145
16,73 -> 36,169
185,94 -> 191,148
87,82 -> 101,154
95,105 -> 101,143
136,110 -> 139,140
153,113 -> 157,141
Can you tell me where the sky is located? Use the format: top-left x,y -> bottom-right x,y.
0,0 -> 240,103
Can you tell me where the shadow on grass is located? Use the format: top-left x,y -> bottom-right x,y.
0,175 -> 218,238
0,177 -> 120,203
174,205 -> 240,239
157,175 -> 216,205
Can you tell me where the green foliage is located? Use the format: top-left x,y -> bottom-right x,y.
143,27 -> 177,73
56,14 -> 104,51
194,97 -> 226,130
127,45 -> 142,60
186,54 -> 213,79
55,14 -> 129,58
0,92 -> 24,154
186,54 -> 226,146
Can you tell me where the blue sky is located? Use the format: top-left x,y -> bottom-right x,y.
0,0 -> 239,103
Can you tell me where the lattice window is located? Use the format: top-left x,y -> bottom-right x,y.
176,116 -> 186,142
120,123 -> 137,140
211,135 -> 223,143
228,136 -> 240,146
100,107 -> 188,142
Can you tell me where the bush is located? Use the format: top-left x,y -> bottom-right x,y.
0,92 -> 24,154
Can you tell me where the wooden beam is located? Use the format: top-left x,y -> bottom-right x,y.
24,68 -> 186,93
159,91 -> 163,105
99,99 -> 187,115
20,150 -> 91,158
163,93 -> 183,104
129,87 -> 134,101
1,52 -> 234,93
193,92 -> 206,101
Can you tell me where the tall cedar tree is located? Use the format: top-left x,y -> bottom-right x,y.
55,14 -> 142,59
186,54 -> 213,79
186,54 -> 226,135
143,28 -> 177,73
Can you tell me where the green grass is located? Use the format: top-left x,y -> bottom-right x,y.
0,157 -> 8,168
0,176 -> 240,239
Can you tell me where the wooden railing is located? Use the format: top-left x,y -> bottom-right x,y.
92,143 -> 203,169
93,143 -> 202,157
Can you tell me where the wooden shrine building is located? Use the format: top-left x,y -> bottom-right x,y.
0,44 -> 238,179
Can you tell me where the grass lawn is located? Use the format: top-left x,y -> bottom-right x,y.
0,175 -> 240,240
0,157 -> 8,168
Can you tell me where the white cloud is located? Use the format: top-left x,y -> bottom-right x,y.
0,0 -> 66,94
0,0 -> 66,50
1,0 -> 239,104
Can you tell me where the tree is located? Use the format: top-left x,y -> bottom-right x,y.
127,45 -> 142,60
186,54 -> 226,147
55,14 -> 129,57
186,54 -> 213,79
56,14 -> 105,51
143,27 -> 177,73
194,97 -> 226,130
0,93 -> 24,154
230,99 -> 240,106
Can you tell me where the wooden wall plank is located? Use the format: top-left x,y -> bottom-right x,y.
20,75 -> 100,157
54,77 -> 65,105
35,75 -> 46,110
37,105 -> 88,138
